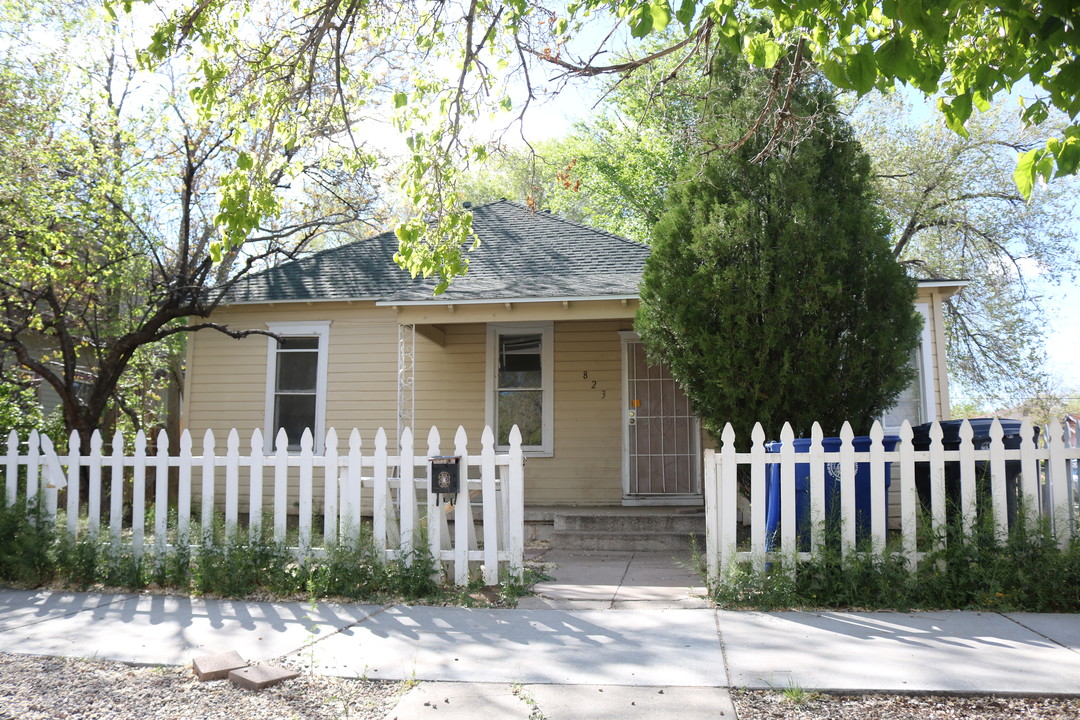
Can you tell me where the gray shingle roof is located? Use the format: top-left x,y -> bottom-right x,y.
225,200 -> 649,305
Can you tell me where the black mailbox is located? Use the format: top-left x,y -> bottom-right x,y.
430,456 -> 460,495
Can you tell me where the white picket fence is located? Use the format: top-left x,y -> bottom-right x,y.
1,424 -> 525,586
703,419 -> 1080,584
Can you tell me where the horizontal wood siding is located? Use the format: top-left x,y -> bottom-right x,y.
544,320 -> 629,505
185,303 -> 399,511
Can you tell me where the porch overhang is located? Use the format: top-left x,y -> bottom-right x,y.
382,296 -> 639,328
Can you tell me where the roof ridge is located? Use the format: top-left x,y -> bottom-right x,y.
478,199 -> 650,249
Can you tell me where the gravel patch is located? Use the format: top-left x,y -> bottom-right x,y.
0,652 -> 402,720
731,689 -> 1080,719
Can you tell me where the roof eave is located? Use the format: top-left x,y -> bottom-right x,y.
376,294 -> 641,307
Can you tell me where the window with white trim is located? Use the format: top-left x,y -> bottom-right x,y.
264,321 -> 330,451
486,323 -> 553,455
882,303 -> 935,430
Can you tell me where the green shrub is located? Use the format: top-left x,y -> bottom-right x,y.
0,495 -> 54,586
711,511 -> 1080,612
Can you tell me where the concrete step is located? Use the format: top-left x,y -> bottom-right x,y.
551,529 -> 703,552
554,512 -> 705,534
550,512 -> 706,552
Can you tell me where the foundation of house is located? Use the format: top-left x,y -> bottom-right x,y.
526,505 -> 706,552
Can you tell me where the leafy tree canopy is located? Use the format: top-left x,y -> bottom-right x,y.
0,4 -> 384,439
637,57 -> 922,441
135,0 -> 1079,287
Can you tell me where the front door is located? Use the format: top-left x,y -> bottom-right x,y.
621,335 -> 701,504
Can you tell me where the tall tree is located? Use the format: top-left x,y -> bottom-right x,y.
0,6 -> 385,442
141,1 -> 1080,285
462,48 -> 1079,405
853,95 -> 1080,404
637,59 -> 922,442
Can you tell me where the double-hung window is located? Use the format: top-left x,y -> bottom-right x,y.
264,321 -> 330,451
486,323 -> 553,455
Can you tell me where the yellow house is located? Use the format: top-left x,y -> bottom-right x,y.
184,200 -> 964,526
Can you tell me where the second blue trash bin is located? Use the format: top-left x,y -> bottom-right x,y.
764,435 -> 900,551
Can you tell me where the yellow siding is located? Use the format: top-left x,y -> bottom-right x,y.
186,305 -> 636,509
185,287 -> 957,515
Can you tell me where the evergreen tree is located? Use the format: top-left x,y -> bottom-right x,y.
637,71 -> 922,443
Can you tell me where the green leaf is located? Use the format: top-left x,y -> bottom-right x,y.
845,47 -> 878,94
236,152 -> 253,171
820,57 -> 852,89
1052,135 -> 1080,177
629,5 -> 653,38
393,92 -> 408,109
676,0 -> 696,29
650,0 -> 671,33
745,34 -> 783,69
1013,148 -> 1039,199
875,35 -> 913,80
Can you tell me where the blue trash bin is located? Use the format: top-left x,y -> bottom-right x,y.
764,435 -> 899,550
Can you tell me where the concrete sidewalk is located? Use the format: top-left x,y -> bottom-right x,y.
2,551 -> 1079,719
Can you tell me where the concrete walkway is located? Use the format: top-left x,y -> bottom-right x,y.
2,551 -> 1080,719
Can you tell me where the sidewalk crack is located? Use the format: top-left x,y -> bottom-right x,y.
277,602 -> 396,667
714,610 -> 736,694
609,553 -> 635,609
0,592 -> 135,634
999,612 -> 1078,655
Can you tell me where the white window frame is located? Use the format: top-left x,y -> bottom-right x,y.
263,321 -> 331,453
486,322 -> 554,456
882,303 -> 935,432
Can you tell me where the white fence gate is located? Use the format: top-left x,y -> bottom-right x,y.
2,425 -> 525,586
703,419 -> 1080,584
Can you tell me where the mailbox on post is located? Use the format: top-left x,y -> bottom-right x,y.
430,456 -> 460,504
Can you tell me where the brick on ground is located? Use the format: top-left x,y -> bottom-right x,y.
229,664 -> 300,691
192,651 -> 248,681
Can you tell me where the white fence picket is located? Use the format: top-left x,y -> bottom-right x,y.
323,428 -> 338,545
343,429 -> 362,545
273,428 -> 288,544
225,430 -> 240,537
373,428 -> 388,553
426,426 -> 442,578
399,427 -> 416,561
88,432 -> 103,537
178,431 -> 192,546
201,430 -> 215,545
298,429 -> 314,555
155,430 -> 170,557
480,425 -> 499,585
109,431 -> 124,550
132,432 -> 146,558
704,419 -> 1080,574
453,426 -> 471,586
248,429 -> 264,541
64,432 -> 81,538
5,431 -> 17,506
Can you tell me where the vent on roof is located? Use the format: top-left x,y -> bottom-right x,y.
462,201 -> 472,209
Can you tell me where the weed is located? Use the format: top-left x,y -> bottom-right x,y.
0,494 -> 53,586
511,682 -> 548,720
765,678 -> 817,705
710,507 -> 1080,612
